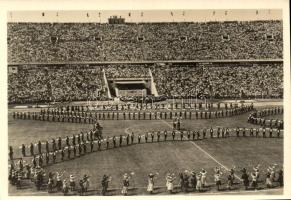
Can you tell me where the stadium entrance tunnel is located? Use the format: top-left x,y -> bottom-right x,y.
107,79 -> 152,98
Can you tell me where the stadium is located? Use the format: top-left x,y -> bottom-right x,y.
8,10 -> 284,196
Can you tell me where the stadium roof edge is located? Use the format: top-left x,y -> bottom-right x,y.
7,59 -> 283,66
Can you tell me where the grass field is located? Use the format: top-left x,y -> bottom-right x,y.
8,101 -> 284,196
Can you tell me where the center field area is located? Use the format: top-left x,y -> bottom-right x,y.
8,106 -> 283,195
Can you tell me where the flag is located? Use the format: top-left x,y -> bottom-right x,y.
42,12 -> 45,17
56,12 -> 58,17
182,11 -> 185,16
225,11 -> 228,16
256,10 -> 258,15
170,11 -> 173,16
141,12 -> 143,17
98,12 -> 101,17
213,11 -> 215,16
128,12 -> 131,17
87,13 -> 89,18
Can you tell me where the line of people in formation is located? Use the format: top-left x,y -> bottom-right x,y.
12,104 -> 254,122
9,160 -> 283,196
9,125 -> 283,171
248,107 -> 283,129
40,102 -> 244,112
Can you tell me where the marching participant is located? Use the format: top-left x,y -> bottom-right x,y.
250,172 -> 258,190
151,132 -> 154,142
47,174 -> 54,193
226,167 -> 235,190
121,173 -> 130,195
189,171 -> 197,191
196,173 -> 202,192
119,135 -> 123,146
278,169 -> 283,187
147,172 -> 158,194
37,141 -> 41,154
241,168 -> 249,190
55,171 -> 64,191
165,173 -> 176,193
157,131 -> 161,142
214,168 -> 223,191
200,169 -> 207,188
62,179 -> 69,196
265,170 -> 272,188
69,174 -> 76,191
101,174 -> 111,196
51,151 -> 56,163
253,165 -> 260,181
164,130 -> 168,141
138,134 -> 141,144
20,144 -> 25,157
30,142 -> 34,156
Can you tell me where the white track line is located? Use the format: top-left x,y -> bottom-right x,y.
189,141 -> 240,180
157,116 -> 241,180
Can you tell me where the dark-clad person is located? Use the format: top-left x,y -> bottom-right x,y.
52,151 -> 56,163
151,132 -> 154,142
45,152 -> 49,165
126,134 -> 130,145
73,146 -> 77,158
9,146 -> 14,160
113,136 -> 116,148
21,144 -> 26,157
172,131 -> 176,140
52,139 -> 56,151
45,140 -> 49,153
38,141 -> 42,154
101,175 -> 110,196
106,137 -> 110,149
192,131 -> 196,141
131,132 -> 134,144
164,131 -> 167,141
30,143 -> 34,156
119,135 -> 123,146
241,168 -> 249,190
138,134 -> 141,144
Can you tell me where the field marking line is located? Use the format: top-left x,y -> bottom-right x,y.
189,141 -> 240,180
156,116 -> 241,180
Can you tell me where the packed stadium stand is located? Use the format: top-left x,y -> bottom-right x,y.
7,20 -> 283,104
8,20 -> 282,63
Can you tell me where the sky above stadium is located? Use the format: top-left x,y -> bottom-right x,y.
7,9 -> 282,23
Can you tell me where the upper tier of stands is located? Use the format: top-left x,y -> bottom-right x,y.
8,20 -> 283,63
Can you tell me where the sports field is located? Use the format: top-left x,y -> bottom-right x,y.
8,101 -> 284,195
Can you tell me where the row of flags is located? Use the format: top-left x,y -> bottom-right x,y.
39,10 -> 270,18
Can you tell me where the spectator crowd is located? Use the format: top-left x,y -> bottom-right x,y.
8,20 -> 282,63
8,62 -> 283,104
151,62 -> 283,98
8,65 -> 106,104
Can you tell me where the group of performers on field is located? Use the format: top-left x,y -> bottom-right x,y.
248,107 -> 283,129
12,103 -> 254,122
9,157 -> 283,196
9,103 -> 284,195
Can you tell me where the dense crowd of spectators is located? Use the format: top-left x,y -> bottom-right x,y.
8,65 -> 106,104
8,62 -> 283,104
105,64 -> 150,78
151,62 -> 283,98
8,20 -> 282,63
